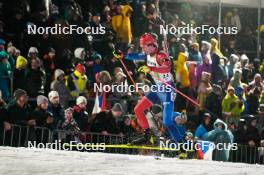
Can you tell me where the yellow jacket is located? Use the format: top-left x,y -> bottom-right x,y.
222,94 -> 244,119
111,5 -> 133,44
175,52 -> 190,87
65,70 -> 87,97
210,38 -> 223,58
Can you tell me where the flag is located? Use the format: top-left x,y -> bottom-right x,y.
197,140 -> 214,160
92,91 -> 106,114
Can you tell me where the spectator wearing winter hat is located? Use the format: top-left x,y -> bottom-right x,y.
56,107 -> 81,143
13,55 -> 28,91
164,111 -> 187,142
27,47 -> 39,60
32,95 -> 54,129
91,103 -> 124,135
5,89 -> 35,129
73,48 -> 86,65
50,69 -> 71,108
47,91 -> 64,128
72,96 -> 89,131
0,50 -> 12,101
3,89 -> 35,146
60,107 -> 80,134
25,57 -> 46,98
65,63 -> 88,98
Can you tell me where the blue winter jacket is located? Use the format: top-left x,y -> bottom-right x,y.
195,124 -> 208,140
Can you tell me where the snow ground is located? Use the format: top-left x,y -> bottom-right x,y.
0,146 -> 263,175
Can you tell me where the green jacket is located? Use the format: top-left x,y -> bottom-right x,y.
222,94 -> 244,118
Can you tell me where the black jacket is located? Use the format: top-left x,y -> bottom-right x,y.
72,105 -> 89,132
90,111 -> 120,134
6,101 -> 32,126
205,92 -> 223,118
13,68 -> 27,91
32,108 -> 53,129
25,68 -> 46,97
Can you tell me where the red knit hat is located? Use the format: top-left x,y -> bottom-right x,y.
75,63 -> 85,74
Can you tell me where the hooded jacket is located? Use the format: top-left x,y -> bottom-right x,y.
175,52 -> 190,87
203,119 -> 234,161
229,69 -> 244,88
197,72 -> 212,109
222,93 -> 244,118
111,5 -> 133,44
210,38 -> 223,59
204,119 -> 234,142
16,56 -> 27,69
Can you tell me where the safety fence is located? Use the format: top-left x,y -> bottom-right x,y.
0,124 -> 263,164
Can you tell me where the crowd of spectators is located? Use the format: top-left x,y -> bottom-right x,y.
0,0 -> 264,162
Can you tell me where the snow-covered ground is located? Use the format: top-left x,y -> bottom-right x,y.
0,146 -> 263,175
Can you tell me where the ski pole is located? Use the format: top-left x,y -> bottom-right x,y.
153,75 -> 218,117
113,51 -> 143,98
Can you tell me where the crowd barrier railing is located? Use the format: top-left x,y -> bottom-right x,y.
0,124 -> 263,164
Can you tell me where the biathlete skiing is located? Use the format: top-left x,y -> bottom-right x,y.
116,33 -> 185,144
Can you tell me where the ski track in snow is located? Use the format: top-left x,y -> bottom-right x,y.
0,146 -> 263,175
